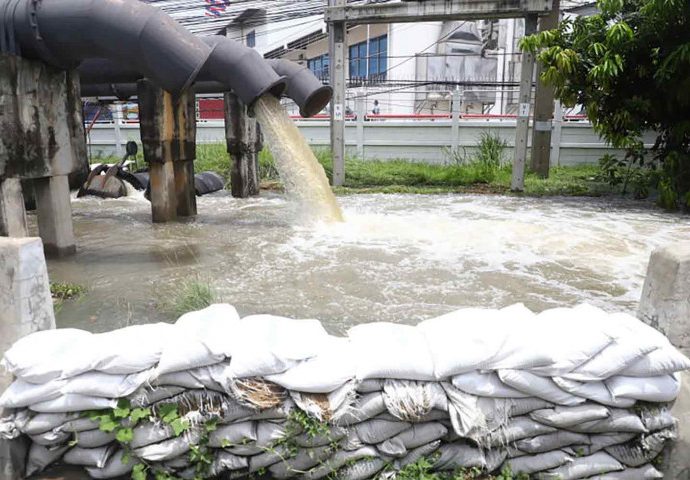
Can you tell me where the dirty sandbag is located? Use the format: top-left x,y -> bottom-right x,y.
348,322 -> 435,381
594,464 -> 664,479
63,370 -> 153,398
395,440 -> 441,470
503,450 -> 573,475
246,398 -> 295,421
63,444 -> 116,468
606,374 -> 681,402
552,377 -> 636,408
248,444 -> 292,472
485,448 -> 508,473
208,421 -> 257,448
129,386 -> 186,407
133,428 -> 202,462
75,428 -> 117,448
303,446 -> 380,480
156,369 -> 224,392
269,445 -> 332,478
29,429 -> 71,446
619,347 -> 690,377
338,457 -> 386,480
291,381 -> 357,421
605,428 -> 676,467
563,338 -> 658,382
378,436 -> 407,457
443,383 -> 490,439
25,443 -> 70,476
21,413 -> 79,435
354,418 -> 411,444
586,433 -> 638,454
383,380 -> 447,422
228,315 -> 331,378
452,371 -> 530,398
1,328 -> 92,383
30,394 -> 117,413
332,392 -> 386,426
85,449 -> 137,479
294,425 -> 347,448
567,409 -> 647,434
379,422 -> 448,458
208,451 -> 249,476
530,404 -> 610,428
163,455 -> 191,469
498,370 -> 586,406
255,420 -> 291,447
267,337 -> 355,393
483,416 -> 557,448
433,443 -> 486,470
536,452 -> 624,479
230,377 -> 288,411
0,378 -> 65,408
516,431 -> 590,454
474,397 -> 516,433
130,422 -> 175,449
60,417 -> 100,433
638,406 -> 676,432
507,398 -> 555,417
358,379 -> 384,393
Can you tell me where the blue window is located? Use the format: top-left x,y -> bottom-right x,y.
246,30 -> 256,48
307,54 -> 329,81
349,35 -> 387,80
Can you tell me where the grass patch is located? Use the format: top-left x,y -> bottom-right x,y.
50,282 -> 86,314
161,278 -> 218,318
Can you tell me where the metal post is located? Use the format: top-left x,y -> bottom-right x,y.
355,92 -> 365,159
530,0 -> 560,177
510,15 -> 538,192
451,89 -> 461,152
328,0 -> 347,186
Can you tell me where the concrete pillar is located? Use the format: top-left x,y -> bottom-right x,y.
450,89 -> 461,152
0,178 -> 28,237
639,241 -> 690,478
355,94 -> 365,159
138,80 -> 197,222
328,0 -> 347,186
225,92 -> 261,198
33,176 -> 76,257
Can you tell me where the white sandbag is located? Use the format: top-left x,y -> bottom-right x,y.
395,440 -> 441,469
0,378 -> 65,408
255,421 -> 289,447
483,416 -> 557,448
28,430 -> 71,446
128,386 -> 186,407
537,452 -> 624,479
294,426 -> 347,448
268,445 -> 332,478
387,422 -> 448,450
209,451 -> 249,475
85,449 -> 137,479
498,370 -> 586,406
248,444 -> 291,472
568,409 -> 647,434
208,421 -> 256,448
451,371 -> 530,398
443,383 -> 494,438
552,377 -> 637,408
563,339 -> 658,382
504,450 -> 573,474
133,428 -> 201,462
75,428 -> 117,448
529,404 -> 610,428
586,433 -> 638,454
60,417 -> 100,433
20,413 -> 79,435
291,381 -> 357,421
63,445 -> 116,468
267,337 -> 355,393
606,374 -> 681,402
338,458 -> 386,480
163,455 -> 191,469
1,328 -> 92,383
354,419 -> 411,444
433,444 -> 486,470
348,322 -> 436,381
594,464 -> 664,479
507,398 -> 555,416
303,446 -> 379,480
156,368 -> 224,392
157,304 -> 240,375
29,394 -> 117,413
516,431 -> 591,454
382,380 -> 446,422
228,315 -> 331,378
63,370 -> 152,398
25,443 -> 70,476
130,422 -> 175,449
357,379 -> 384,393
619,347 -> 690,377
332,392 -> 386,426
605,429 -> 676,467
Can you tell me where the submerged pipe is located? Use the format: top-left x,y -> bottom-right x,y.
78,37 -> 332,118
5,0 -> 284,104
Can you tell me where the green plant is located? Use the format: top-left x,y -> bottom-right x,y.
162,278 -> 217,317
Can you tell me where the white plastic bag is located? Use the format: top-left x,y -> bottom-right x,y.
606,374 -> 681,402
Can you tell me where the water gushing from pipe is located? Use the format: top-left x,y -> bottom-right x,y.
253,95 -> 344,223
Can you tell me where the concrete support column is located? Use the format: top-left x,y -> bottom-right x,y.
355,93 -> 365,159
138,80 -> 197,222
225,92 -> 261,198
328,0 -> 347,186
34,175 -> 76,257
638,241 -> 690,478
0,178 -> 28,237
450,90 -> 461,152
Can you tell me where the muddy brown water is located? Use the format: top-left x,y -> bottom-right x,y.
37,191 -> 690,335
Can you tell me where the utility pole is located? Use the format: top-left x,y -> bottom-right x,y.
530,0 -> 560,178
511,15 -> 538,192
328,0 -> 347,186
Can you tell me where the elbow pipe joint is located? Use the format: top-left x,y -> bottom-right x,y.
267,59 -> 333,118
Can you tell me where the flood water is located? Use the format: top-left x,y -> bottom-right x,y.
38,191 -> 690,335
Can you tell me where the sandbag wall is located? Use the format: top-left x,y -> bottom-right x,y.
0,303 -> 688,479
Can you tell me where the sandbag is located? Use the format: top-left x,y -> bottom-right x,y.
0,378 -> 65,408
248,444 -> 291,472
395,440 -> 441,469
529,404 -> 610,428
354,419 -> 411,444
208,421 -> 256,448
508,398 -> 555,416
25,443 -> 69,476
619,347 -> 690,377
129,386 -> 186,407
537,452 -> 624,479
587,433 -> 639,455
63,370 -> 152,398
74,428 -> 117,448
433,443 -> 486,470
639,407 -> 676,432
291,381 -> 356,421
503,450 -> 573,474
483,416 -> 557,448
516,431 -> 590,454
29,394 -> 117,413
552,377 -> 637,408
357,380 -> 384,393
60,417 -> 100,433
268,445 -> 332,478
382,380 -> 446,422
349,322 -> 435,380
21,413 -> 79,435
605,429 -> 676,467
567,409 -> 647,434
606,374 -> 681,402
294,426 -> 347,448
337,458 -> 386,480
498,370 -> 586,406
332,392 -> 386,426
63,445 -> 116,468
130,422 -> 175,449
594,464 -> 664,479
208,451 -> 249,475
28,429 -> 70,446
563,339 -> 658,382
378,422 -> 448,458
451,371 -> 530,398
85,449 -> 137,479
302,446 -> 379,480
133,429 -> 201,462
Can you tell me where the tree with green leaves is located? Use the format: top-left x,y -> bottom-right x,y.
521,0 -> 690,209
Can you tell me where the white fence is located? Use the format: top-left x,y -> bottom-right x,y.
87,118 -> 644,166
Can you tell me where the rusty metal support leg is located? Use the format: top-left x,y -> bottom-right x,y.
225,92 -> 260,198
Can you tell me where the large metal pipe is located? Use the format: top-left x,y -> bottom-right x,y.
266,59 -> 332,118
5,0 -> 284,104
